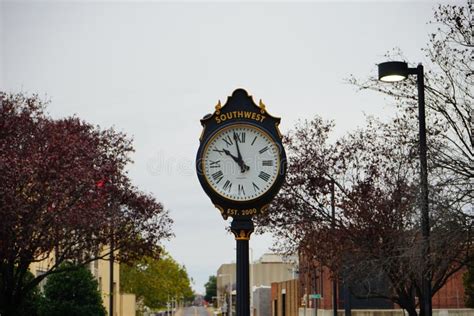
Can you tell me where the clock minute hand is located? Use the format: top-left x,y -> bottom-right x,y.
233,132 -> 243,160
233,132 -> 250,173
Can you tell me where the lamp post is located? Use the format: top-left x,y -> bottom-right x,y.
378,61 -> 431,316
330,180 -> 338,316
219,273 -> 233,316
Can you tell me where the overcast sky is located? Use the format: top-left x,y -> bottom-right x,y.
1,0 -> 460,294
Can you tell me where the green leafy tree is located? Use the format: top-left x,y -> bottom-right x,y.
0,269 -> 42,316
17,271 -> 41,316
204,275 -> 217,303
121,251 -> 194,311
38,262 -> 106,316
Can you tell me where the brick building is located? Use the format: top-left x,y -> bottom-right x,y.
271,261 -> 468,316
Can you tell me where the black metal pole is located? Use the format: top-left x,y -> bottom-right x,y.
236,238 -> 249,316
231,217 -> 254,316
416,64 -> 432,316
331,180 -> 338,316
109,233 -> 114,316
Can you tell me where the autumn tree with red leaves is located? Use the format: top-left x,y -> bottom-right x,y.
256,3 -> 472,316
0,93 -> 173,316
258,114 -> 472,316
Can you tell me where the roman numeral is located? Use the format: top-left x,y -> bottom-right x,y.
210,160 -> 221,168
259,146 -> 269,154
238,184 -> 246,196
213,149 -> 223,156
262,160 -> 273,166
252,182 -> 260,192
223,135 -> 233,147
211,171 -> 224,183
234,132 -> 246,143
251,136 -> 257,146
223,180 -> 232,192
259,171 -> 271,182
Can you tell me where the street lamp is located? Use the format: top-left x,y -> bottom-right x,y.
378,61 -> 431,316
330,180 -> 338,316
219,274 -> 233,316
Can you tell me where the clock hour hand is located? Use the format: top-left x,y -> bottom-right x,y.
214,148 -> 250,173
214,148 -> 240,163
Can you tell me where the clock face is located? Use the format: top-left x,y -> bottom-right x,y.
202,124 -> 281,201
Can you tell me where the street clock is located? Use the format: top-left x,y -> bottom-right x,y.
196,88 -> 286,219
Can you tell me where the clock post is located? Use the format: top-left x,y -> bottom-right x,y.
196,89 -> 286,316
231,217 -> 254,316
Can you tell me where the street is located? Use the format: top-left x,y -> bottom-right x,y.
180,306 -> 210,316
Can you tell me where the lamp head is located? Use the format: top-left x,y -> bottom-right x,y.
378,61 -> 409,82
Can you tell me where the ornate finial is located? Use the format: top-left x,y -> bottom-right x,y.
259,99 -> 266,114
230,218 -> 254,240
215,100 -> 222,113
233,229 -> 252,240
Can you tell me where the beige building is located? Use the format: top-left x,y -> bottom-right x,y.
216,253 -> 297,313
30,249 -> 136,316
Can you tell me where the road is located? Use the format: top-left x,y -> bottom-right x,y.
180,306 -> 210,316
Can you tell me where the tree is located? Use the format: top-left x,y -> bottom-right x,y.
204,275 -> 217,303
256,3 -> 472,316
343,3 -> 473,313
5,270 -> 42,316
38,262 -> 106,316
258,114 -> 471,316
348,2 -> 472,204
120,251 -> 194,312
0,93 -> 173,316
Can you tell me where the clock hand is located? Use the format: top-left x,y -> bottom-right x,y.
214,148 -> 240,164
215,147 -> 250,173
233,132 -> 243,160
233,132 -> 250,173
